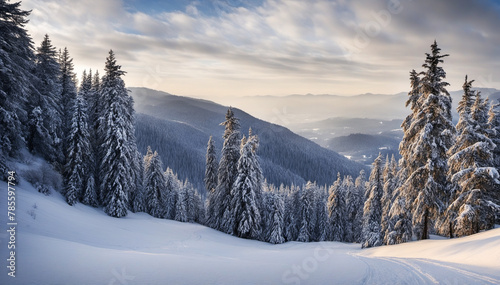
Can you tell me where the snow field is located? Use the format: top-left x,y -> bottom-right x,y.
1,180 -> 499,285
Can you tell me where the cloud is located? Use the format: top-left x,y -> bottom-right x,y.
20,0 -> 500,97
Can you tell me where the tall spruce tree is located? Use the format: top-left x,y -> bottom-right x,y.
352,170 -> 367,242
78,71 -> 98,207
314,186 -> 328,242
327,174 -> 346,241
29,35 -> 62,165
297,182 -> 317,242
361,153 -> 384,248
380,155 -> 396,242
487,102 -> 500,208
99,50 -> 137,217
284,186 -> 300,241
230,136 -> 262,239
205,135 -> 218,193
205,135 -> 218,223
144,151 -> 167,218
441,81 -> 498,237
267,192 -> 285,244
64,87 -> 91,206
396,41 -> 455,240
164,167 -> 179,220
210,108 -> 240,232
343,175 -> 358,243
0,0 -> 35,173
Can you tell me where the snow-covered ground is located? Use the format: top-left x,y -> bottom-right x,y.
1,179 -> 499,285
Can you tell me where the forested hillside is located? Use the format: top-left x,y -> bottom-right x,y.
132,87 -> 367,192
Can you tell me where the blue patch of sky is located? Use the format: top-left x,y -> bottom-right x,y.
123,0 -> 264,17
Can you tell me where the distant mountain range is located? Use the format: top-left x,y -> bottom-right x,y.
130,87 -> 367,193
223,88 -> 500,165
226,88 -> 500,126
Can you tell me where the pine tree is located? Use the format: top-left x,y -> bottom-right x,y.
441,81 -> 498,237
385,193 -> 412,245
88,70 -> 101,199
144,151 -> 167,218
184,179 -> 197,223
361,154 -> 384,248
327,174 -> 346,241
29,35 -> 63,165
175,183 -> 188,222
59,47 -> 77,130
343,175 -> 358,242
194,189 -> 205,224
77,71 -> 97,207
210,108 -> 240,231
164,168 -> 179,220
230,136 -> 262,239
100,50 -> 137,217
297,182 -> 317,242
268,192 -> 285,244
314,186 -> 328,242
380,155 -> 396,242
487,102 -> 500,207
284,186 -> 300,241
204,136 -> 218,224
396,41 -> 455,240
352,170 -> 366,242
64,90 -> 91,206
0,0 -> 35,168
205,135 -> 218,193
130,149 -> 145,212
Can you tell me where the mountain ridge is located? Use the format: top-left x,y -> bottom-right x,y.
130,87 -> 367,193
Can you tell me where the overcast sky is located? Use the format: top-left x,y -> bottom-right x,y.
22,0 -> 500,99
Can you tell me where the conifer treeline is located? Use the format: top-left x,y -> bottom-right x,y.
2,1 -> 498,246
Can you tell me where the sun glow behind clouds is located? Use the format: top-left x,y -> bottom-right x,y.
21,0 -> 500,98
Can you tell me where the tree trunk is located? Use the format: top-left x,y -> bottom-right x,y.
422,209 -> 429,240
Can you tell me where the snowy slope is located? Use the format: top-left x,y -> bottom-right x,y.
1,180 -> 499,285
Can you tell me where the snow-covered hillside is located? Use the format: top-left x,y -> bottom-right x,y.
1,180 -> 499,285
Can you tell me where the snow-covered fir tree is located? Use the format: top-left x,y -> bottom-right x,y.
441,80 -> 498,237
164,167 -> 179,220
205,135 -> 218,193
361,153 -> 384,248
284,185 -> 300,241
487,102 -> 500,210
327,174 -> 346,242
209,108 -> 240,232
77,71 -> 98,207
29,34 -> 62,165
297,182 -> 317,242
0,0 -> 35,175
380,155 -> 397,242
314,185 -> 328,242
352,170 -> 367,242
230,135 -> 262,239
64,88 -> 92,206
205,135 -> 218,224
267,192 -> 285,244
384,191 -> 412,245
144,150 -> 167,218
396,41 -> 455,240
99,50 -> 137,217
184,179 -> 197,223
175,183 -> 188,223
343,175 -> 358,243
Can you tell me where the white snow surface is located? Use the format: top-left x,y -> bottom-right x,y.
1,180 -> 500,285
